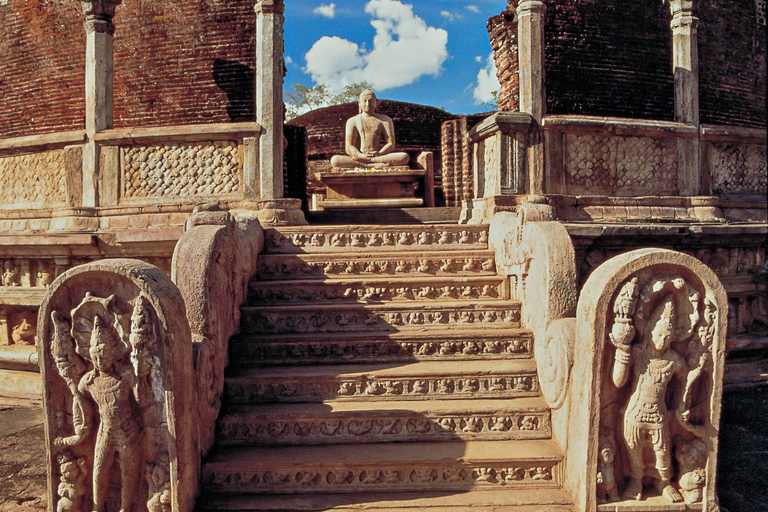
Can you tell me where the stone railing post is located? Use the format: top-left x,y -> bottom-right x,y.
668,0 -> 701,195
516,0 -> 546,195
79,0 -> 121,208
252,0 -> 306,225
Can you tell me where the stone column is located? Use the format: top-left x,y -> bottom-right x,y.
254,0 -> 285,200
80,0 -> 121,208
669,0 -> 700,195
516,0 -> 546,195
252,0 -> 306,225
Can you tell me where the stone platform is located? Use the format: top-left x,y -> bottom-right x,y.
315,168 -> 425,209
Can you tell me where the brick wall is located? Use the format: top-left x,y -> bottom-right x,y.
0,0 -> 255,138
698,0 -> 766,128
544,0 -> 674,120
0,0 -> 85,138
487,11 -> 519,112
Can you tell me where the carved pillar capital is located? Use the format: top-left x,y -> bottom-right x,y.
515,0 -> 546,16
254,0 -> 284,15
79,0 -> 122,34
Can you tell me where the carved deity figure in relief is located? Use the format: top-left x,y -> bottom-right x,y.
49,292 -> 169,512
330,89 -> 410,169
2,260 -> 20,286
611,294 -> 685,503
11,314 -> 36,345
75,295 -> 143,512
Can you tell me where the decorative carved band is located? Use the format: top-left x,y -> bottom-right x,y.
256,254 -> 497,280
204,462 -> 558,493
0,149 -> 71,206
249,280 -> 502,304
231,333 -> 532,365
265,227 -> 489,253
225,373 -> 539,404
241,305 -> 522,334
218,411 -> 551,446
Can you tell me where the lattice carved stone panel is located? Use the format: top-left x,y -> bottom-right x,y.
122,141 -> 241,198
0,149 -> 71,206
709,143 -> 767,196
564,133 -> 677,195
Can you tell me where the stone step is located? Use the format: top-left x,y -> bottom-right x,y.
197,488 -> 575,512
201,440 -> 562,495
240,301 -> 521,335
217,398 -> 551,447
249,274 -> 506,305
254,251 -> 498,282
264,225 -> 489,255
229,329 -> 533,366
223,360 -> 539,404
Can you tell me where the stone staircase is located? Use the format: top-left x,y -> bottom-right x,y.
197,224 -> 574,512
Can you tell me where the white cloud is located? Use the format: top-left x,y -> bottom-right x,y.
473,52 -> 500,105
285,55 -> 294,65
440,10 -> 454,21
475,55 -> 483,63
303,0 -> 448,92
313,3 -> 336,18
466,5 -> 481,13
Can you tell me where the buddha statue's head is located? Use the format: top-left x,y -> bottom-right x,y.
358,89 -> 378,114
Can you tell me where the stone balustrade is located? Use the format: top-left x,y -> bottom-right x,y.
463,114 -> 767,224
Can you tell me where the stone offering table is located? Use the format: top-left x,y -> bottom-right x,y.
315,167 -> 425,209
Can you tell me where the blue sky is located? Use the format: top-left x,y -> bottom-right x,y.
283,0 -> 503,115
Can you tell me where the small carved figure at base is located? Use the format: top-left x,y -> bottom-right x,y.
11,316 -> 36,345
596,431 -> 620,503
675,437 -> 707,504
2,261 -> 20,287
146,453 -> 172,512
56,451 -> 87,512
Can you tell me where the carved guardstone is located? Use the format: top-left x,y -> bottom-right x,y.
37,260 -> 198,512
568,249 -> 727,512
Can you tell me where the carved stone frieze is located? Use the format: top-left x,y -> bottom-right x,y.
0,148 -> 71,206
217,410 -> 550,445
122,142 -> 241,199
709,142 -> 767,196
37,260 -> 198,512
564,133 -> 677,194
203,461 -> 559,493
249,280 -> 502,304
265,226 -> 489,253
256,253 -> 497,280
225,372 -> 539,404
231,332 -> 532,365
241,304 -> 522,334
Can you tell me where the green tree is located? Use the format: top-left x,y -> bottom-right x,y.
285,82 -> 373,120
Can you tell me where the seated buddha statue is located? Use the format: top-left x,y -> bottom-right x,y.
330,89 -> 410,169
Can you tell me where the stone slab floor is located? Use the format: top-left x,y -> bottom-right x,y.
1,388 -> 766,511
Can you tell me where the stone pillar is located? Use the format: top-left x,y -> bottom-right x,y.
80,0 -> 121,208
255,0 -> 285,200
669,0 -> 701,195
516,0 -> 546,195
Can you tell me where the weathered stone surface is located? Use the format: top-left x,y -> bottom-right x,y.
37,259 -> 198,512
171,205 -> 263,455
0,149 -> 73,207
